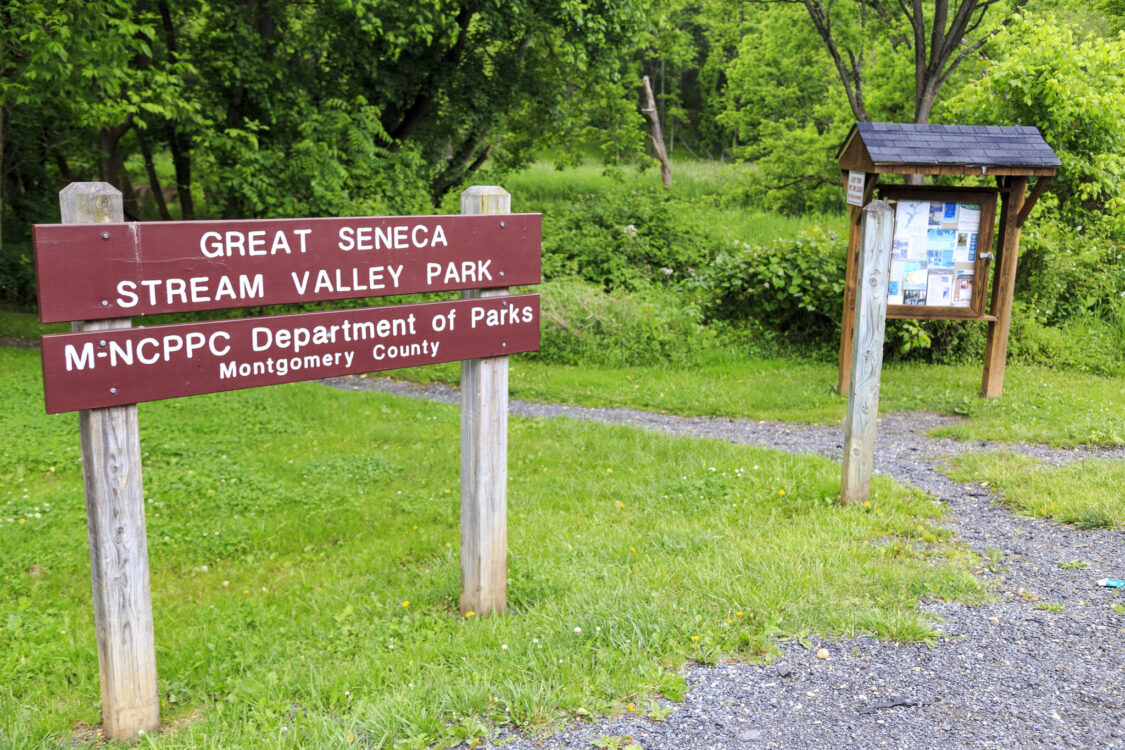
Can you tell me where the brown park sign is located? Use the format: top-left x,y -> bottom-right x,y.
33,214 -> 541,322
38,183 -> 537,742
41,295 -> 540,413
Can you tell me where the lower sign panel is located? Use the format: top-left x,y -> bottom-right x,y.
42,295 -> 540,413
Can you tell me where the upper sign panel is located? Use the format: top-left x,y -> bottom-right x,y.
33,214 -> 541,322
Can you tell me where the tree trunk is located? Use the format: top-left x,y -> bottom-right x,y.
53,149 -> 75,183
97,122 -> 132,185
156,0 -> 194,219
168,130 -> 194,219
137,129 -> 171,220
388,5 -> 474,142
118,159 -> 141,221
430,131 -> 491,206
641,75 -> 672,188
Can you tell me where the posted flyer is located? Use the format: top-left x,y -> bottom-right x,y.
889,199 -> 981,308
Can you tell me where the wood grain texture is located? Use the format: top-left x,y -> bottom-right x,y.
837,132 -> 877,173
836,175 -> 880,395
459,186 -> 510,615
841,201 -> 895,504
1017,176 -> 1052,227
981,178 -> 1028,398
837,205 -> 864,395
61,183 -> 160,740
886,307 -> 994,321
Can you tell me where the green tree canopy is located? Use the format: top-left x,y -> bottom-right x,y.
947,13 -> 1125,223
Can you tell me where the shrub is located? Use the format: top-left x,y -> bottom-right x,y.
541,187 -> 727,289
695,226 -> 846,350
533,279 -> 715,366
1016,216 -> 1125,327
733,121 -> 850,216
1009,301 -> 1125,377
695,226 -> 993,362
0,240 -> 37,309
885,319 -> 986,364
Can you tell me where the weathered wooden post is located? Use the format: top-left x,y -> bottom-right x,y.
60,183 -> 160,739
459,186 -> 510,615
981,176 -> 1028,398
841,200 -> 894,504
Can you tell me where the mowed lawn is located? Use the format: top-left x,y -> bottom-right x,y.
0,345 -> 980,748
390,353 -> 1125,448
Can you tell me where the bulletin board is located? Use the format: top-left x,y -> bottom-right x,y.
880,187 -> 997,320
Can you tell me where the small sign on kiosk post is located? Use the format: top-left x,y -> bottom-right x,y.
846,171 -> 866,207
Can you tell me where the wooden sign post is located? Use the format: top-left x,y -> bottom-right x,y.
36,184 -> 542,738
459,186 -> 511,616
61,183 -> 160,740
841,201 -> 894,503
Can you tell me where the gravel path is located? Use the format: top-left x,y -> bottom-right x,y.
328,376 -> 1125,749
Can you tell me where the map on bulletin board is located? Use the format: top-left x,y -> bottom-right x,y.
888,200 -> 982,307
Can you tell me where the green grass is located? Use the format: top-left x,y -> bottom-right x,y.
0,309 -> 67,340
502,159 -> 847,245
384,352 -> 1125,447
945,451 -> 1125,528
0,345 -> 980,747
4,305 -> 1124,447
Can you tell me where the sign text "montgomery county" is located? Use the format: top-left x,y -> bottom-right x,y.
41,295 -> 540,413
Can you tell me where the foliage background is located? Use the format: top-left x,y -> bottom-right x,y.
3,0 -> 1125,372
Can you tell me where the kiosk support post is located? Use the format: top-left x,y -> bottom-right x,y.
981,177 -> 1027,398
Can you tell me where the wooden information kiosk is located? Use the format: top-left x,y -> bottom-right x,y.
836,122 -> 1060,398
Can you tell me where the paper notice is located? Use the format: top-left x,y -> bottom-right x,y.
897,201 -> 930,238
953,271 -> 974,307
902,261 -> 926,290
958,203 -> 982,232
888,260 -> 906,305
927,271 -> 954,306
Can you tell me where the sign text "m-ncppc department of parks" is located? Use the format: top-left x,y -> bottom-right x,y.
33,214 -> 540,322
41,295 -> 539,413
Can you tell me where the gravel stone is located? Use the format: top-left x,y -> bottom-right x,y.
326,376 -> 1125,749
